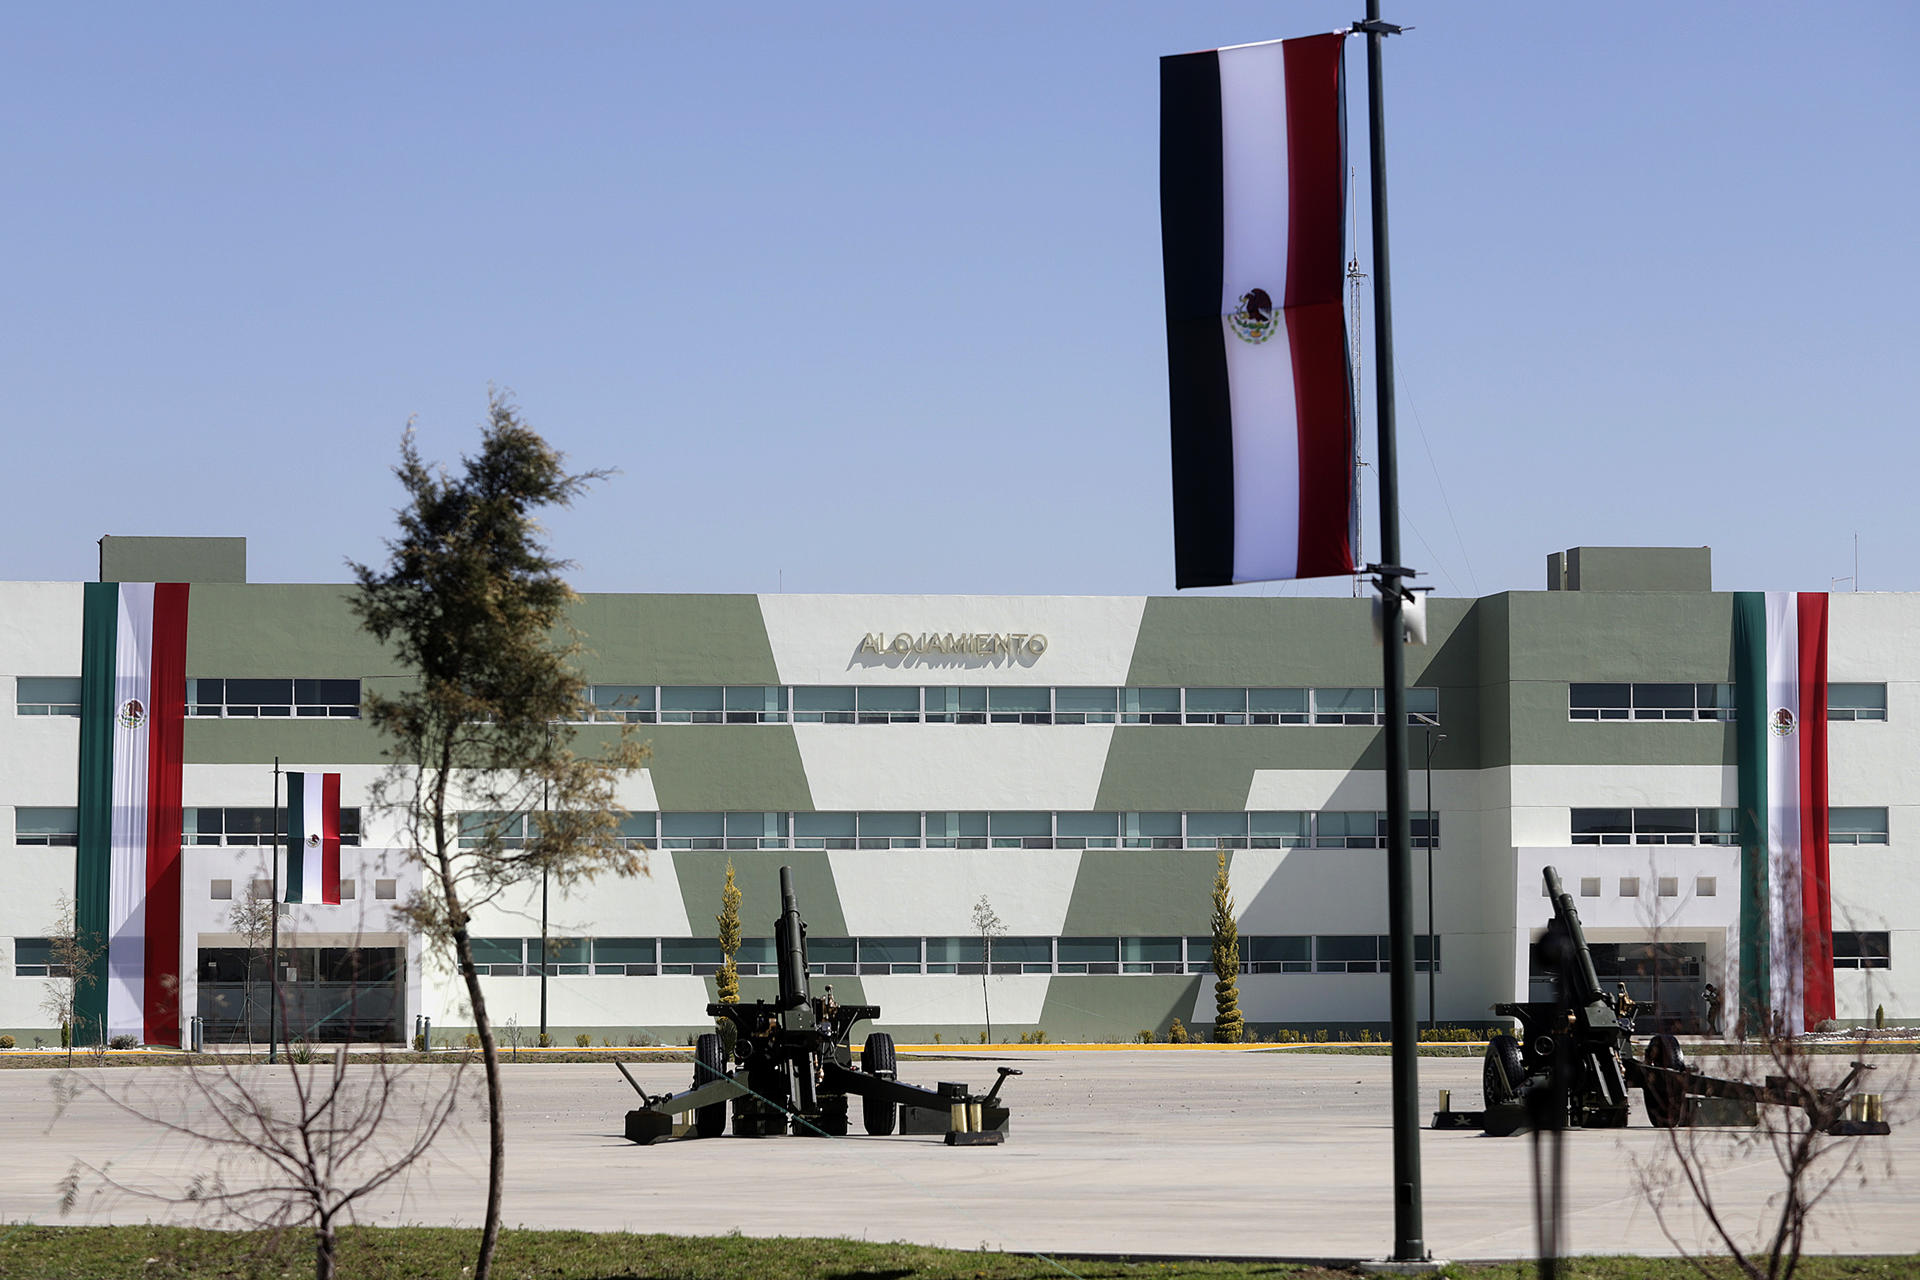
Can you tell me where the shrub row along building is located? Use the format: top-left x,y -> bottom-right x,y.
0,537 -> 1908,1044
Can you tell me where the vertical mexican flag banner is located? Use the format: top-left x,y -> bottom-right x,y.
285,771 -> 343,905
1733,591 -> 1832,1033
76,582 -> 190,1046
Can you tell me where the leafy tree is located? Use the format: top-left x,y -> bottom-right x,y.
349,394 -> 648,1280
715,860 -> 742,1004
971,895 -> 1004,1043
1210,852 -> 1244,1043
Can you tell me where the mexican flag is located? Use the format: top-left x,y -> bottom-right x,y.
1161,32 -> 1357,588
76,582 -> 190,1046
1733,591 -> 1832,1033
285,771 -> 342,905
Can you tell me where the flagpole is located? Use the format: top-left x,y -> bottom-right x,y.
1357,0 -> 1426,1262
269,757 -> 281,1065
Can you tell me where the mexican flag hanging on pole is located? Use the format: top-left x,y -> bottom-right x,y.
1161,32 -> 1357,588
1733,591 -> 1832,1033
285,771 -> 343,905
75,582 -> 190,1046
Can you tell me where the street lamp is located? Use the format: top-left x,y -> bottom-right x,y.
1424,729 -> 1446,1038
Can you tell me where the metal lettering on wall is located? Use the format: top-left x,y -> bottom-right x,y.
857,632 -> 1049,658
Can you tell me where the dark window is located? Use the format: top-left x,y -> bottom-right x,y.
1832,931 -> 1890,969
1315,935 -> 1380,973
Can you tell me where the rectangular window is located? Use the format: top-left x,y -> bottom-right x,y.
859,936 -> 922,973
661,938 -> 724,973
923,686 -> 986,724
458,811 -> 528,849
1696,876 -> 1716,897
659,812 -> 723,849
987,686 -> 1050,725
925,935 -> 984,973
224,678 -> 295,717
1184,688 -> 1246,725
792,686 -> 856,724
1830,807 -> 1890,845
856,686 -> 921,724
374,879 -> 397,900
1828,683 -> 1887,722
1572,807 -> 1736,846
1569,681 -> 1733,722
471,937 -> 523,976
13,937 -> 69,977
1186,812 -> 1248,848
1314,811 -> 1378,849
724,811 -> 787,850
990,811 -> 1052,849
793,812 -> 856,849
15,807 -> 79,846
294,679 -> 361,718
1249,811 -> 1308,848
807,937 -> 856,975
1246,935 -> 1311,973
1313,687 -> 1378,725
593,937 -> 657,975
1406,687 -> 1440,726
587,685 -> 656,723
1122,811 -> 1181,850
1618,877 -> 1641,898
532,937 -> 590,975
725,685 -> 788,724
1121,936 -> 1183,974
1120,687 -> 1181,725
1055,936 -> 1117,975
923,810 -> 988,849
617,812 -> 656,848
1315,935 -> 1380,973
1833,931 -> 1890,969
856,811 -> 919,849
1248,688 -> 1309,725
16,677 -> 82,716
990,936 -> 1050,973
1054,687 -> 1117,724
1056,811 -> 1118,850
659,686 -> 724,724
210,879 -> 233,900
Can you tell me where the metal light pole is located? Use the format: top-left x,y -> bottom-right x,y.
1425,730 -> 1446,1037
539,742 -> 550,1046
269,757 -> 281,1063
1357,1 -> 1424,1260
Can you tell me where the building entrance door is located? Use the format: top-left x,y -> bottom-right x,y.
197,946 -> 404,1044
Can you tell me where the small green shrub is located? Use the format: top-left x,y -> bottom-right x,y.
464,1033 -> 481,1050
1167,1018 -> 1188,1044
1357,1028 -> 1373,1043
0,1034 -> 14,1049
1877,1004 -> 1886,1029
1137,1029 -> 1154,1044
412,1033 -> 428,1052
1313,1028 -> 1329,1043
979,1031 -> 987,1044
289,1039 -> 316,1064
1015,1029 -> 1048,1044
575,1033 -> 593,1048
931,1032 -> 943,1043
539,1032 -> 553,1048
107,1034 -> 138,1050
60,1022 -> 71,1049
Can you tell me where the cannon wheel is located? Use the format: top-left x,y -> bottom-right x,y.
1483,1035 -> 1525,1109
861,1032 -> 898,1135
1642,1032 -> 1689,1129
693,1033 -> 728,1138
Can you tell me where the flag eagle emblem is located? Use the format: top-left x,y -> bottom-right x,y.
117,698 -> 147,730
1227,287 -> 1279,344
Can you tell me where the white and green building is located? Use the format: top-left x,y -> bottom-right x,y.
0,537 -> 1909,1044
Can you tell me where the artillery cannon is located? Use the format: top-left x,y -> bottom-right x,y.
1440,865 -> 1889,1137
616,865 -> 1019,1144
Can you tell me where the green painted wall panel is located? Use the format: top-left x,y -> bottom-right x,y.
187,585 -> 396,675
642,726 -> 814,811
568,595 -> 777,684
1125,596 -> 1474,687
671,849 -> 847,939
1061,850 -> 1222,935
185,718 -> 389,766
100,536 -> 247,585
1037,975 -> 1203,1040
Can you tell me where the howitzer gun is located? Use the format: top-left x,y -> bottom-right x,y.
1441,866 -> 1889,1137
617,865 -> 1019,1144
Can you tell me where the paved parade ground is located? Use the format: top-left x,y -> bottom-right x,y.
4,1049 -> 1916,1263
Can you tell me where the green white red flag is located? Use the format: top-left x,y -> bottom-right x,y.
285,771 -> 343,905
1734,591 -> 1832,1032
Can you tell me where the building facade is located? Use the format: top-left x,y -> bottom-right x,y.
0,537 -> 1909,1044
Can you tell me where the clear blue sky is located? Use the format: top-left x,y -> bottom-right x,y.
4,3 -> 1913,598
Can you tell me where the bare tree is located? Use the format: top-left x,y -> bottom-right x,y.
349,394 -> 648,1280
228,896 -> 279,1048
54,1046 -> 467,1280
971,895 -> 1004,1043
38,894 -> 101,1067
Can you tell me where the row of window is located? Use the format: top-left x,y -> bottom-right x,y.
459,809 -> 1441,852
13,677 -> 364,719
576,684 -> 1443,727
1570,807 -> 1889,846
13,807 -> 365,847
1569,682 -> 1887,722
460,933 -> 1442,978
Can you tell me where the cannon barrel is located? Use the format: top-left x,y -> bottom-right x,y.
775,864 -> 811,1008
1542,865 -> 1605,1008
